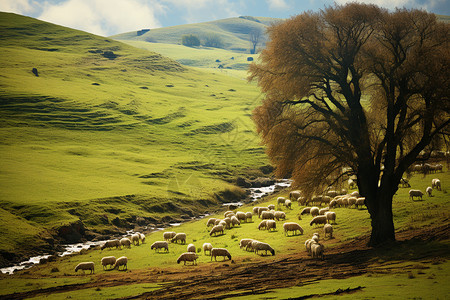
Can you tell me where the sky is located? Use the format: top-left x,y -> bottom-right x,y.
0,0 -> 449,37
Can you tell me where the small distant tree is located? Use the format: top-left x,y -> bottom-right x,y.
181,34 -> 200,47
249,29 -> 262,54
203,34 -> 223,48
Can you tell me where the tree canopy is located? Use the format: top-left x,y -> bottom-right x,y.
249,3 -> 449,246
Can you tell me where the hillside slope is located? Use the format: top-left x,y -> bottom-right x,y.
111,16 -> 281,53
0,12 -> 268,266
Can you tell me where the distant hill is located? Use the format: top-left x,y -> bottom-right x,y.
111,16 -> 282,53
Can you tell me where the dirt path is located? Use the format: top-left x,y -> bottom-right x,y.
2,223 -> 449,300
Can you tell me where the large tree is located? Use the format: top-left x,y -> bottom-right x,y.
249,3 -> 449,246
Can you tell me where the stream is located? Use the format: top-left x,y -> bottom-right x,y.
1,179 -> 291,275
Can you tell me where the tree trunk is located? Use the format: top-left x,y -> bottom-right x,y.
367,192 -> 395,247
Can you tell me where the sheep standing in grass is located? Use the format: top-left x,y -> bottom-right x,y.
171,233 -> 187,244
310,215 -> 328,227
101,256 -> 116,270
101,240 -> 121,251
239,239 -> 254,251
113,256 -> 128,270
163,231 -> 177,241
283,222 -> 303,236
426,187 -> 433,197
268,204 -> 275,210
231,216 -> 241,227
253,207 -> 260,214
120,238 -> 131,249
311,242 -> 324,259
236,212 -> 246,222
253,242 -> 275,256
177,252 -> 199,265
131,233 -> 141,246
75,262 -> 95,274
258,207 -> 269,217
300,207 -> 311,215
206,218 -> 217,227
324,224 -> 333,239
355,198 -> 365,209
277,197 -> 286,207
409,189 -> 424,200
210,225 -> 224,237
319,207 -> 329,215
222,217 -> 232,229
432,178 -> 441,191
258,220 -> 268,230
274,211 -> 286,221
187,243 -> 196,253
211,248 -> 232,261
266,220 -> 277,231
325,211 -> 336,224
297,197 -> 307,206
310,207 -> 320,217
261,210 -> 275,220
151,241 -> 169,253
284,199 -> 292,209
245,212 -> 253,223
203,243 -> 213,255
290,190 -> 302,200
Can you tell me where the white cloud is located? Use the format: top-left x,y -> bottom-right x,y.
333,0 -> 446,11
266,0 -> 289,10
0,0 -> 43,15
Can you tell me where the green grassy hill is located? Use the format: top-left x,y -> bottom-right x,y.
0,12 -> 269,265
111,16 -> 281,53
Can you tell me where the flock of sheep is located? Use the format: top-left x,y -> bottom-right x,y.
74,172 -> 444,275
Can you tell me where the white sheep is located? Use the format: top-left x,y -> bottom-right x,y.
139,233 -> 146,243
277,197 -> 286,206
432,178 -> 441,191
131,233 -> 140,246
206,218 -> 217,227
350,191 -> 360,197
209,225 -> 224,237
261,210 -> 275,220
300,207 -> 311,215
230,215 -> 241,227
235,211 -> 246,222
297,196 -> 307,206
219,220 -> 228,229
266,220 -> 277,231
101,240 -> 121,250
283,222 -> 303,236
319,207 -> 329,215
284,199 -> 292,209
223,217 -> 232,229
113,256 -> 128,270
426,186 -> 433,197
239,239 -> 254,251
324,224 -> 333,239
325,211 -> 336,224
245,212 -> 253,222
171,233 -> 187,244
203,243 -> 213,255
310,215 -> 328,227
258,220 -> 268,230
355,197 -> 365,209
224,211 -> 235,218
163,231 -> 177,241
151,241 -> 169,252
274,211 -> 286,221
101,256 -> 116,270
329,199 -> 338,208
120,238 -> 131,249
177,252 -> 199,265
187,243 -> 196,253
211,248 -> 232,261
305,239 -> 313,254
252,241 -> 275,256
310,207 -> 320,217
409,189 -> 424,200
258,207 -> 269,217
214,219 -> 222,226
312,233 -> 320,242
290,190 -> 302,200
310,242 -> 324,259
252,207 -> 260,214
75,262 -> 95,274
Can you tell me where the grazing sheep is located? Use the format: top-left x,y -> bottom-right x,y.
187,243 -> 196,253
355,197 -> 366,209
350,191 -> 360,198
75,262 -> 95,274
283,222 -> 303,236
324,224 -> 333,239
284,199 -> 292,209
163,231 -> 177,241
223,217 -> 232,229
325,211 -> 336,224
426,186 -> 433,197
258,207 -> 269,217
300,207 -> 311,215
231,216 -> 241,227
266,220 -> 277,231
235,211 -> 246,222
131,233 -> 140,246
171,233 -> 187,244
258,220 -> 268,230
432,178 -> 441,191
268,204 -> 275,210
347,197 -> 357,208
261,210 -> 275,220
290,190 -> 302,200
151,241 -> 169,253
329,199 -> 337,208
203,243 -> 213,255
120,238 -> 131,249
139,233 -> 146,243
224,211 -> 235,218
239,239 -> 254,251
206,218 -> 217,227
326,190 -> 339,198
214,219 -> 222,226
409,189 -> 424,200
400,178 -> 411,187
310,196 -> 322,206
310,207 -> 320,217
219,220 -> 228,230
253,242 -> 275,256
274,211 -> 286,221
277,197 -> 286,206
211,248 -> 232,261
319,207 -> 329,215
252,207 -> 260,214
177,252 -> 199,265
113,256 -> 128,270
341,197 -> 349,207
321,196 -> 331,206
312,233 -> 320,242
297,196 -> 307,206
245,212 -> 253,222
101,256 -> 116,270
310,215 -> 328,227
101,240 -> 121,251
311,242 -> 324,259
210,225 -> 224,237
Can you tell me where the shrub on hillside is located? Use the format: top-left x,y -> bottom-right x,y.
203,34 -> 223,48
182,34 -> 200,47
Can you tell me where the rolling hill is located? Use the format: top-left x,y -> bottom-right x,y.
0,12 -> 269,265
